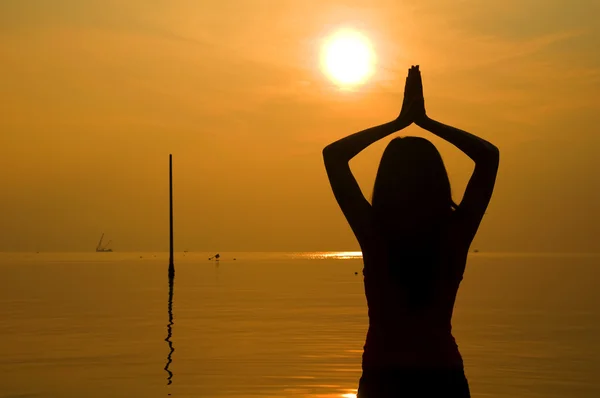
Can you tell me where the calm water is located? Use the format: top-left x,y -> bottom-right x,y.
0,251 -> 599,398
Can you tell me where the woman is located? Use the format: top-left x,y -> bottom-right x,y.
323,66 -> 499,397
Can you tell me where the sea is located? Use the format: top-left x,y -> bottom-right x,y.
0,251 -> 599,398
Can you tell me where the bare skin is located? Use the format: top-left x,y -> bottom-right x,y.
323,65 -> 499,256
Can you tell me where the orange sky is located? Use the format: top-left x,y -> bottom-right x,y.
1,0 -> 599,252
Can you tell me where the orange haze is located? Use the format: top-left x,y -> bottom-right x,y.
1,1 -> 599,252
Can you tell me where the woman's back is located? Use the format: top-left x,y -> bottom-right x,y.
322,65 -> 499,397
359,214 -> 470,369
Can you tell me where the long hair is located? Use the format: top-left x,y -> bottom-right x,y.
371,137 -> 456,309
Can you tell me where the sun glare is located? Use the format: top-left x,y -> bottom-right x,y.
321,29 -> 375,87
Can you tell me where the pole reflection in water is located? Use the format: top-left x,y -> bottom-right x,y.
164,266 -> 175,386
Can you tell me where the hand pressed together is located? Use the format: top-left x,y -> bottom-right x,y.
397,65 -> 427,125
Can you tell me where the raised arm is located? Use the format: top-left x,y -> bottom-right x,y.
412,66 -> 499,242
323,67 -> 418,242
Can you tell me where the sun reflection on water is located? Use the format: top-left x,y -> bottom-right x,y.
296,252 -> 363,260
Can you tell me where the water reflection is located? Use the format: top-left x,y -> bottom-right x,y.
297,251 -> 363,260
309,392 -> 356,398
164,268 -> 175,386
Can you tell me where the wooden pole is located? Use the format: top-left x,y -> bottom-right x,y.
169,154 -> 174,275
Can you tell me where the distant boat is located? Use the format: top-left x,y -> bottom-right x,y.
96,233 -> 113,252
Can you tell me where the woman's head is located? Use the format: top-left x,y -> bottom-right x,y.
371,136 -> 454,238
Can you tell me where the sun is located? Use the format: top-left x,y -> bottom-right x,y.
321,29 -> 375,87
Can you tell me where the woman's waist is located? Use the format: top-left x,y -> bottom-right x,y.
366,313 -> 453,333
365,325 -> 457,347
364,325 -> 459,356
362,330 -> 463,368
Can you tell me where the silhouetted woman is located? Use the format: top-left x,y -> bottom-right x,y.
323,66 -> 499,397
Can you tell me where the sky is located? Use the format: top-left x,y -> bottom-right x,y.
1,0 -> 599,252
